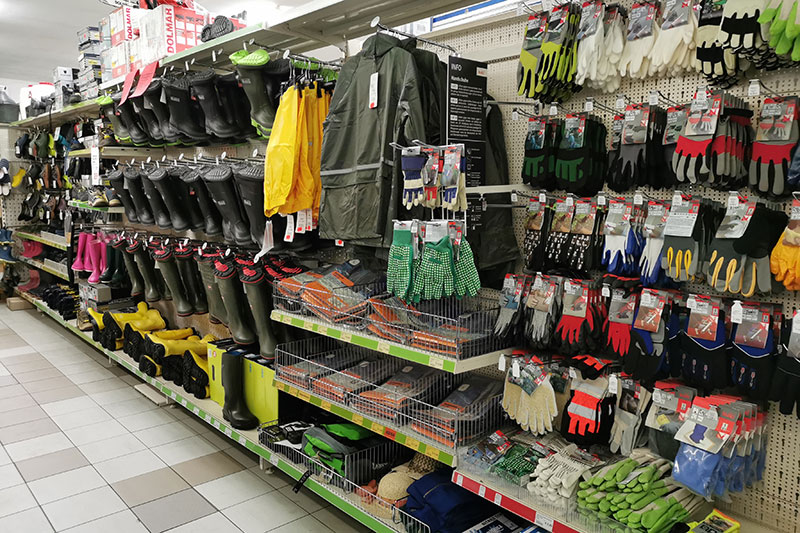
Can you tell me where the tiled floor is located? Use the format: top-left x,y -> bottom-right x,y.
0,306 -> 371,533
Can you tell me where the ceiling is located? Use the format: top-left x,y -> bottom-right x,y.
0,0 -> 309,84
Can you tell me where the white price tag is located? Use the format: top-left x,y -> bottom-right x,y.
634,193 -> 644,205
90,146 -> 101,186
454,474 -> 463,486
534,513 -> 555,530
239,436 -> 247,446
180,399 -> 187,407
569,367 -> 578,379
615,95 -> 626,110
429,357 -> 445,370
498,355 -> 506,371
565,196 -> 574,206
731,301 -> 743,324
609,374 -> 619,394
511,193 -> 518,203
270,454 -> 279,466
204,414 -> 212,423
512,110 -> 519,121
493,492 -> 502,505
549,104 -> 558,116
512,360 -> 521,378
213,420 -> 221,430
368,72 -> 379,109
478,485 -> 486,497
649,91 -> 659,106
748,80 -> 760,97
224,427 -> 232,437
597,195 -> 606,206
584,99 -> 594,112
193,407 -> 200,415
727,193 -> 739,208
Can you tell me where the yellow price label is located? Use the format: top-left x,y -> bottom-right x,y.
429,357 -> 445,370
351,413 -> 364,425
283,315 -> 293,324
340,331 -> 352,343
298,390 -> 311,402
377,341 -> 391,353
425,447 -> 441,461
371,423 -> 385,435
405,437 -> 421,450
321,400 -> 332,411
289,387 -> 299,396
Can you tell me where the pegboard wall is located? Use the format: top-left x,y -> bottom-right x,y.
421,10 -> 800,532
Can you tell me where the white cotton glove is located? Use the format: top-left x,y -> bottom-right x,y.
528,375 -> 558,436
640,236 -> 664,284
649,8 -> 697,76
576,5 -> 605,86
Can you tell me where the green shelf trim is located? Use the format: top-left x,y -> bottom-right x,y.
14,290 -> 400,533
274,379 -> 456,466
16,231 -> 69,251
68,200 -> 124,213
19,256 -> 70,281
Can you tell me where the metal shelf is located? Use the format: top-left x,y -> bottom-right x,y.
274,378 -> 456,466
19,256 -> 70,281
68,147 -> 169,160
10,100 -> 100,129
16,231 -> 69,251
68,200 -> 125,214
15,289 -> 406,533
270,310 -> 509,373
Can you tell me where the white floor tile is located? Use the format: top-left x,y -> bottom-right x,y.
94,449 -> 167,484
0,463 -> 23,490
88,388 -> 140,405
41,396 -> 97,417
270,515 -> 332,533
67,369 -> 116,385
63,419 -> 128,447
222,491 -> 306,533
5,431 -> 73,462
42,486 -> 126,531
79,433 -> 145,463
0,347 -> 39,360
164,512 -> 242,533
51,406 -> 112,431
59,362 -> 106,377
195,470 -> 272,510
0,445 -> 10,465
152,436 -> 218,466
0,484 -> 37,518
78,378 -> 129,395
0,506 -> 54,533
117,409 -> 175,432
104,397 -> 160,419
134,422 -> 196,448
28,465 -> 107,505
62,509 -> 148,533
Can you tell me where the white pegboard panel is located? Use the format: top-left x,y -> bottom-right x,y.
422,10 -> 800,531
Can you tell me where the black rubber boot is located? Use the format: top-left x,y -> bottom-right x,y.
213,254 -> 256,345
107,169 -> 139,223
148,167 -> 190,231
152,247 -> 193,316
201,166 -> 252,246
123,168 -> 155,225
189,70 -> 241,139
112,92 -> 150,146
175,244 -> 208,315
111,247 -> 128,286
168,167 -> 205,230
233,52 -> 277,137
130,94 -> 165,147
99,243 -> 116,284
195,250 -> 227,324
221,350 -> 259,429
216,73 -> 256,138
162,75 -> 210,142
142,78 -> 182,145
128,240 -> 163,302
112,237 -> 143,297
236,257 -> 277,362
142,169 -> 173,229
98,96 -> 132,144
233,164 -> 267,247
180,167 -> 222,236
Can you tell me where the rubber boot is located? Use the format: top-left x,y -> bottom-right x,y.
88,238 -> 103,284
123,168 -> 155,225
148,168 -> 189,230
214,254 -> 256,345
145,333 -> 213,364
106,169 -> 139,223
142,78 -> 183,145
86,307 -> 106,343
216,72 -> 256,138
195,251 -> 227,324
237,257 -> 278,362
71,232 -> 88,271
99,243 -> 116,283
162,75 -> 210,142
175,244 -> 208,314
201,166 -> 252,245
232,50 -> 277,137
189,70 -> 241,139
168,167 -> 205,230
233,165 -> 267,247
105,307 -> 165,352
180,168 -> 222,236
183,349 -> 211,399
100,302 -> 150,349
142,169 -> 172,229
111,248 -> 128,286
97,95 -> 132,144
112,238 -> 143,297
130,94 -> 165,146
126,325 -> 192,361
128,240 -> 163,302
152,247 -> 193,317
112,92 -> 150,145
221,350 -> 259,429
98,235 -> 107,274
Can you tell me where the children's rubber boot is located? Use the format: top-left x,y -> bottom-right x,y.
221,350 -> 259,429
71,232 -> 88,271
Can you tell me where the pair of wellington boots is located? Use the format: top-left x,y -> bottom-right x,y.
139,334 -> 215,381
124,326 -> 193,363
183,348 -> 211,400
88,303 -> 166,352
151,246 -> 208,317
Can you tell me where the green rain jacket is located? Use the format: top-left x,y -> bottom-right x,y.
319,33 -> 426,245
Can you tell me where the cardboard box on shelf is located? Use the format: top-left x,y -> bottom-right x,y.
139,5 -> 207,65
100,48 -> 114,82
52,67 -> 78,84
80,84 -> 99,100
109,6 -> 143,46
99,16 -> 112,50
77,66 -> 102,87
7,297 -> 34,311
77,26 -> 101,46
79,280 -> 112,305
79,41 -> 105,56
108,42 -> 131,79
78,53 -> 102,72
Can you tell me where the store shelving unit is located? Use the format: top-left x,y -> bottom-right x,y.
14,288 -> 409,533
16,231 -> 69,251
10,100 -> 101,129
19,256 -> 70,281
270,310 -> 509,373
273,379 -> 456,466
68,146 -> 169,159
68,199 -> 124,213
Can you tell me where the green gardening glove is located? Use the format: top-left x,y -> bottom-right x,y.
533,7 -> 569,96
411,237 -> 455,301
517,13 -> 547,97
454,239 -> 480,297
387,228 -> 414,299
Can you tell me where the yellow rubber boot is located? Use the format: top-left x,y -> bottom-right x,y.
145,334 -> 215,364
104,307 -> 164,352
86,307 -> 105,343
183,349 -> 211,400
140,354 -> 162,377
11,168 -> 25,188
101,302 -> 150,343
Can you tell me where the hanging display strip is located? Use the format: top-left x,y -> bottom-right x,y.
273,379 -> 456,466
270,309 -> 510,373
13,289 -> 405,533
428,8 -> 800,531
18,255 -> 70,280
15,231 -> 69,251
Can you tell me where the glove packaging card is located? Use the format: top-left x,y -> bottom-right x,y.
634,289 -> 667,332
714,196 -> 756,239
570,199 -> 596,235
687,296 -> 720,341
552,199 -> 574,233
788,311 -> 800,357
733,304 -> 770,349
610,113 -> 625,150
675,401 -> 727,453
661,0 -> 692,29
563,279 -> 588,318
643,201 -> 669,238
526,198 -> 545,231
603,199 -> 632,236
529,274 -> 559,312
756,96 -> 798,142
663,106 -> 688,144
687,92 -> 722,133
525,117 -> 547,151
627,2 -> 657,40
561,113 -> 587,149
609,289 -> 636,325
521,13 -> 548,54
664,197 -> 700,237
578,0 -> 604,39
622,104 -> 650,144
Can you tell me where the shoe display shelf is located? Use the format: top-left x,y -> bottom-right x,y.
68,147 -> 169,160
13,287 -> 407,533
18,255 -> 70,281
10,100 -> 101,129
270,309 -> 510,374
68,199 -> 125,214
16,230 -> 69,251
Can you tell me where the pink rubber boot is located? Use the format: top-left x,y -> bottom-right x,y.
88,238 -> 103,284
98,233 -> 107,274
71,232 -> 88,271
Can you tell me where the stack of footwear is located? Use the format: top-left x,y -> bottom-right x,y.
71,231 -> 107,284
36,284 -> 79,319
16,270 -> 40,293
230,49 -> 289,139
88,302 -> 166,352
183,347 -> 211,399
0,229 -> 16,263
140,332 -> 215,382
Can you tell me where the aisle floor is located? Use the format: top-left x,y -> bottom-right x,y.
0,306 -> 372,533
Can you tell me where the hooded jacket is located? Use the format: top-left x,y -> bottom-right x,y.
319,33 -> 426,244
